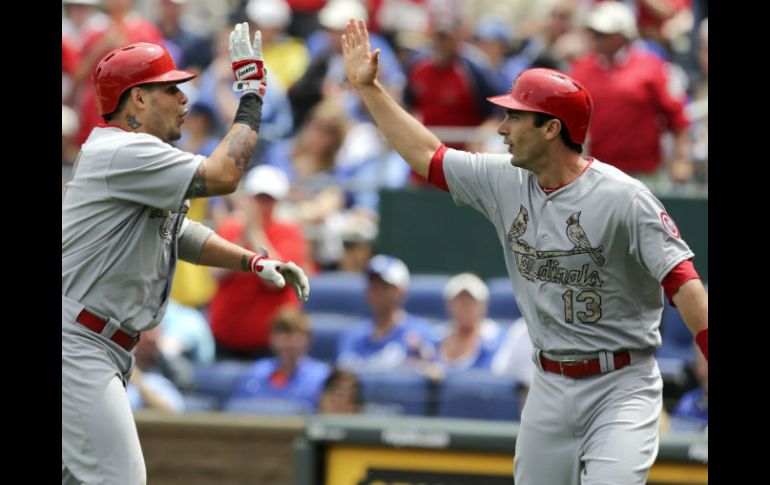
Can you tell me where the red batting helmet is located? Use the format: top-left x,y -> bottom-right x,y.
487,68 -> 593,144
93,42 -> 197,116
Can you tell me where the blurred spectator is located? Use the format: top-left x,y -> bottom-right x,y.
209,165 -> 311,361
62,0 -> 109,44
404,1 -> 499,160
286,0 -> 327,39
337,215 -> 378,272
472,17 -> 525,93
291,0 -> 405,129
245,0 -> 310,91
688,18 -> 707,186
670,342 -> 707,431
127,327 -> 187,413
569,1 -> 692,186
169,102 -> 221,308
515,0 -> 585,71
430,273 -> 503,375
69,0 -> 165,145
62,105 -> 81,188
491,316 -> 536,416
337,255 -> 436,372
196,26 -> 294,161
317,368 -> 363,414
156,0 -> 213,71
263,100 -> 348,269
635,0 -> 693,56
158,299 -> 216,366
226,308 -> 332,412
491,317 -> 536,388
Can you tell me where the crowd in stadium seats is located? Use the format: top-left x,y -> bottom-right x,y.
63,0 -> 707,426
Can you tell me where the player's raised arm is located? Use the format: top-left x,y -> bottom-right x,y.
186,22 -> 268,199
341,18 -> 441,179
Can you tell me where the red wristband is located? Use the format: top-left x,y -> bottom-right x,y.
695,328 -> 708,361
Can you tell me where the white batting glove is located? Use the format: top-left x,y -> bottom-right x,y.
248,248 -> 310,303
229,22 -> 267,99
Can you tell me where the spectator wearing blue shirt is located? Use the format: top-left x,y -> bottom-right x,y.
337,255 -> 436,372
431,273 -> 503,375
127,328 -> 186,414
227,308 -> 331,414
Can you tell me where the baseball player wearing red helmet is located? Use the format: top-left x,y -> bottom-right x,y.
62,23 -> 309,484
341,19 -> 707,485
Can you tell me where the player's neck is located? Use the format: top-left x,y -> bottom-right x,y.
536,154 -> 589,192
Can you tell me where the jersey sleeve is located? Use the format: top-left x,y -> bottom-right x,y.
628,189 -> 695,282
106,134 -> 204,211
441,148 -> 518,221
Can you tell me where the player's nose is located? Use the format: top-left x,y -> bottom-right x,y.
496,119 -> 508,137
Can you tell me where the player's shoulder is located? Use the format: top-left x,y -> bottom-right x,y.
89,126 -> 168,151
586,159 -> 649,198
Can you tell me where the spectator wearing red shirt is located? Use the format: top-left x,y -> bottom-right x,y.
569,1 -> 692,184
209,165 -> 312,361
405,5 -> 499,184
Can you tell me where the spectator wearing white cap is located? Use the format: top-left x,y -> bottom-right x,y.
208,165 -> 313,361
337,255 -> 436,372
569,0 -> 693,187
245,0 -> 309,91
430,273 -> 504,375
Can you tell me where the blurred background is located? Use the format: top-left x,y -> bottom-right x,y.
62,0 -> 708,483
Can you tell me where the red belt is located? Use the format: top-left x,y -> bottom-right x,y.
76,309 -> 140,351
540,351 -> 631,379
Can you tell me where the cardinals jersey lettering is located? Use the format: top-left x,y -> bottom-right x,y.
62,126 -> 203,332
442,149 -> 693,354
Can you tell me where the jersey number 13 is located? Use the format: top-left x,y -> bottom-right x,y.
561,290 -> 602,324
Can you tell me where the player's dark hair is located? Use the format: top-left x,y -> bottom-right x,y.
533,112 -> 582,153
321,368 -> 363,408
102,89 -> 133,122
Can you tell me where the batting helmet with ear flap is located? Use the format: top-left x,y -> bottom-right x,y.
487,68 -> 593,144
93,42 -> 197,116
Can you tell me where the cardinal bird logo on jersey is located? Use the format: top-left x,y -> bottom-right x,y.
506,205 -> 606,287
565,212 -> 606,266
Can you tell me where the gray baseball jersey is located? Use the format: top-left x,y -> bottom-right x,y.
62,125 -> 203,332
442,149 -> 693,354
62,125 -> 201,484
442,148 -> 692,484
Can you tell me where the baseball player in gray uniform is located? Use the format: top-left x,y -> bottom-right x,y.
62,24 -> 310,484
341,19 -> 708,485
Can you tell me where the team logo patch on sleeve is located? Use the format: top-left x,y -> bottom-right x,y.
660,211 -> 680,239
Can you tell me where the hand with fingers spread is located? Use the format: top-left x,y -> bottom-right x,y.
248,248 -> 310,303
229,21 -> 268,98
341,18 -> 381,89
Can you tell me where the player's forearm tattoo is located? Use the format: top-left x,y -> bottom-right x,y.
241,255 -> 251,272
226,126 -> 257,174
126,114 -> 142,129
185,163 -> 208,198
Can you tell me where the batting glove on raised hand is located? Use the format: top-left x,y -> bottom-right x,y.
248,248 -> 310,302
229,22 -> 267,99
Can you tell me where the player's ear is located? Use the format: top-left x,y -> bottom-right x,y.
543,118 -> 562,141
129,86 -> 149,110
